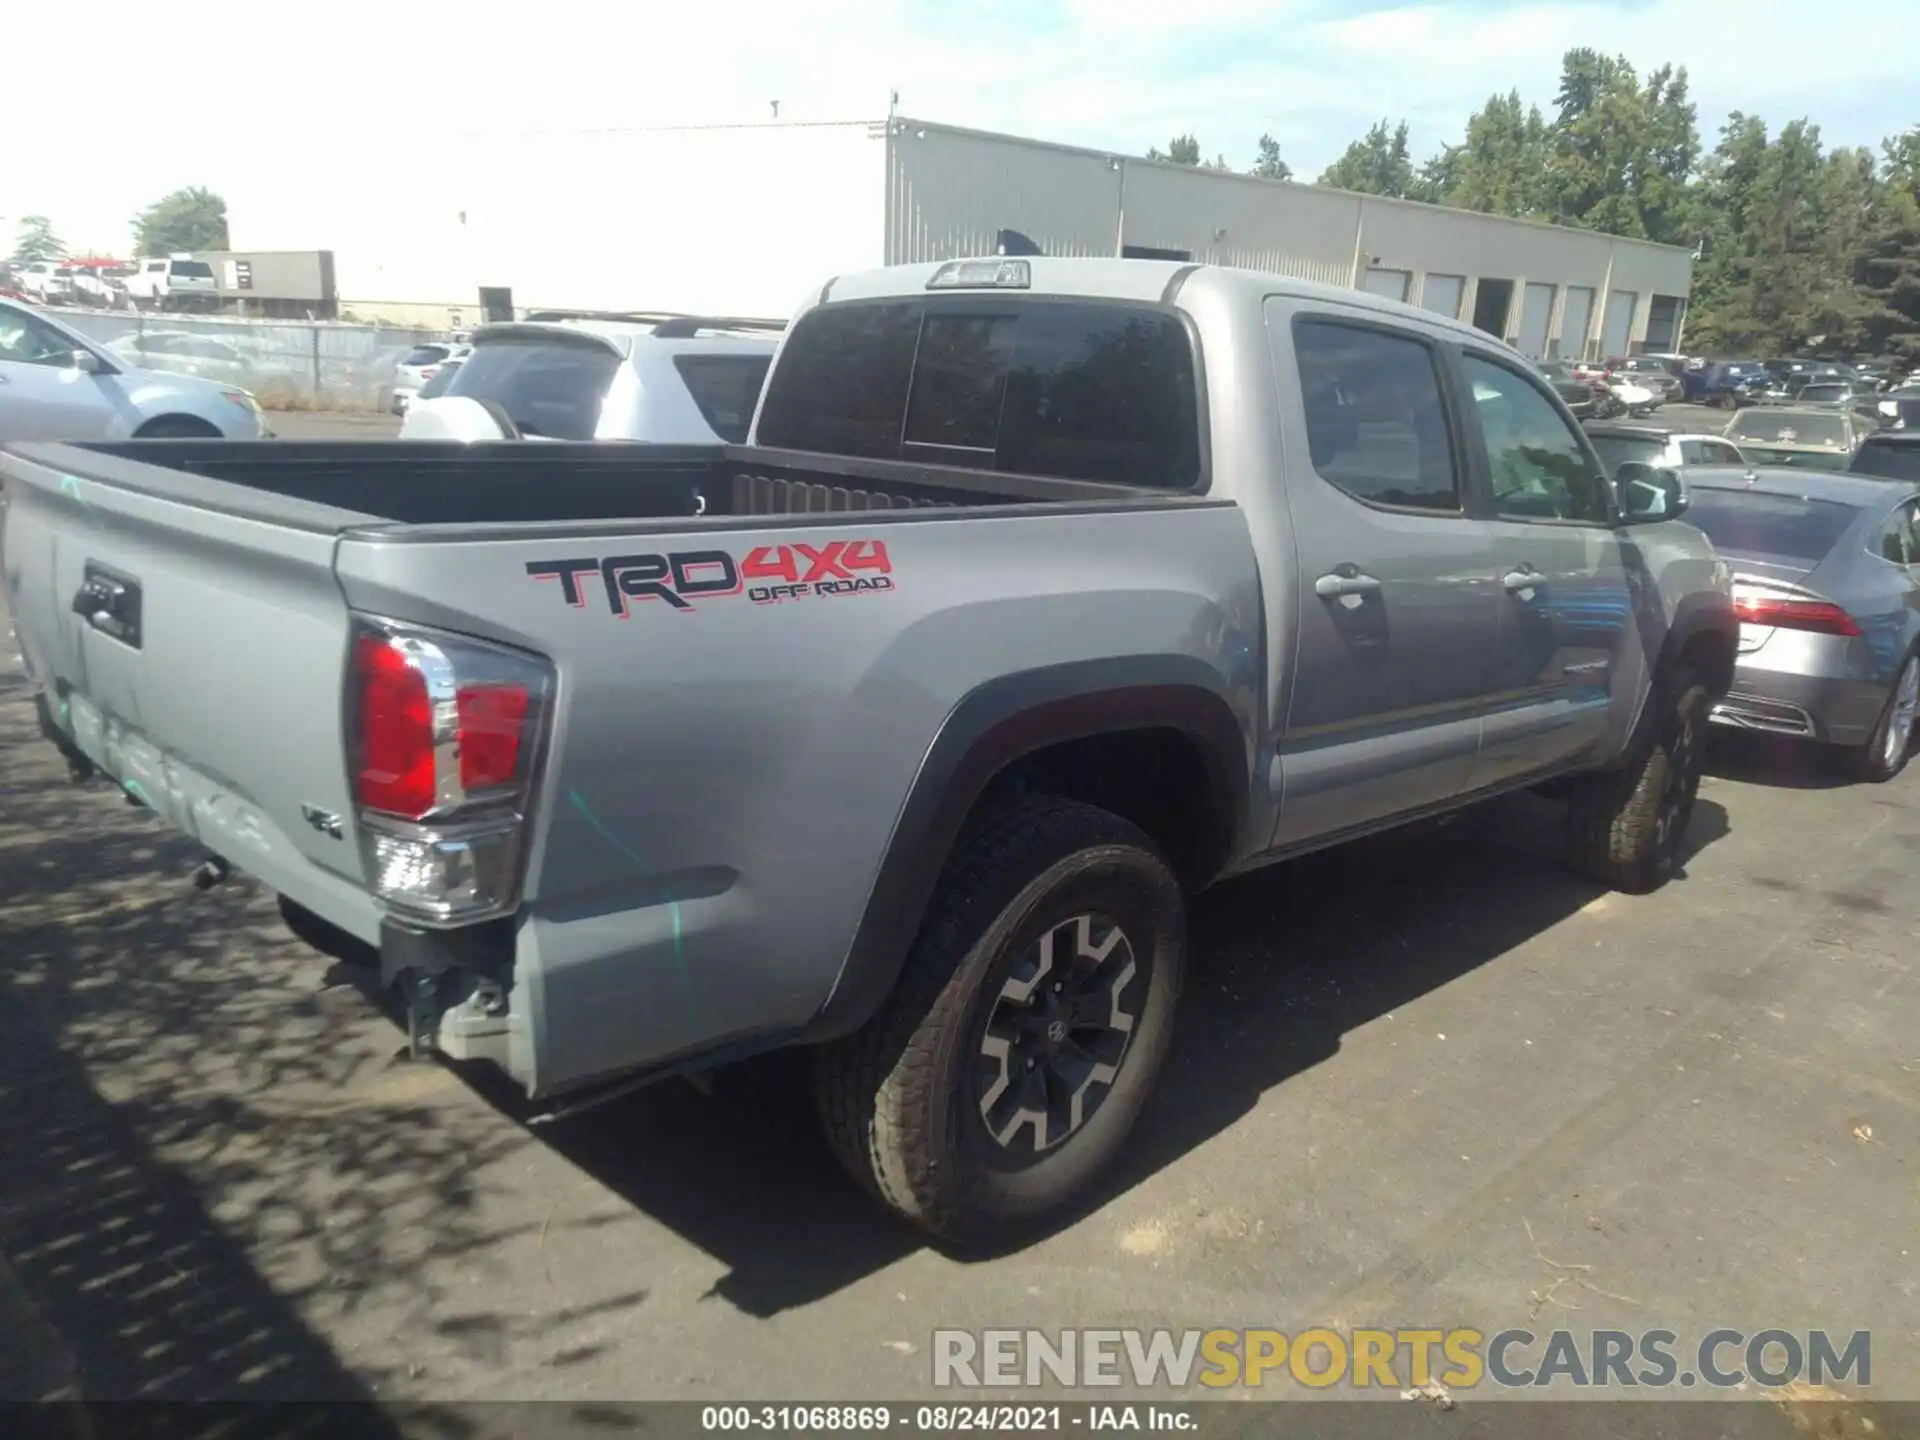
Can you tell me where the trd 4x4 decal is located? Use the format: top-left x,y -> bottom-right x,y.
527,541 -> 895,616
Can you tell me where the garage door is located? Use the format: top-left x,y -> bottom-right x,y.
1516,283 -> 1556,360
1601,290 -> 1638,359
1421,273 -> 1465,319
1361,267 -> 1412,303
1559,286 -> 1596,360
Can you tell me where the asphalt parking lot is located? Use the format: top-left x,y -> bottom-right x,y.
2,404 -> 1916,1427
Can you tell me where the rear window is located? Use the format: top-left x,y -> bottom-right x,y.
1588,434 -> 1668,475
1798,385 -> 1848,402
755,298 -> 1203,489
673,354 -> 772,444
1727,410 -> 1848,446
403,345 -> 451,367
1852,440 -> 1920,482
418,359 -> 462,399
1683,489 -> 1860,564
169,260 -> 215,279
442,336 -> 620,440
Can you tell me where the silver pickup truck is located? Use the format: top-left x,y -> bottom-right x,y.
2,258 -> 1737,1243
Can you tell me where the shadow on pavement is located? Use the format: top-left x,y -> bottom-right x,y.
0,682 -> 558,1413
534,787 -> 1733,1297
1,639 -> 1738,1392
1705,730 -> 1858,791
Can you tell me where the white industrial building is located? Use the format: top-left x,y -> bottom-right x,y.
231,115 -> 1693,357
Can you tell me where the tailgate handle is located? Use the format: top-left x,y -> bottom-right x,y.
72,566 -> 142,650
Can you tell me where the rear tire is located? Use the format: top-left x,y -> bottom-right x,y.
813,796 -> 1185,1246
135,415 -> 221,438
1843,653 -> 1919,783
1567,666 -> 1713,893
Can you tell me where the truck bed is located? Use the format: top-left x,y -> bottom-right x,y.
1,430 -> 1255,1100
19,439 -> 1191,532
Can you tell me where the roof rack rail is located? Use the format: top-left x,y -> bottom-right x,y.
515,309 -> 787,335
648,315 -> 787,337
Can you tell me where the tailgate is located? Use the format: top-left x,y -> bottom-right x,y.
2,450 -> 383,940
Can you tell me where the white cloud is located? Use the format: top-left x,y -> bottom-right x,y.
6,0 -> 1912,255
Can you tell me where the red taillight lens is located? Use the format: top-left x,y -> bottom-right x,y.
420,366 -> 439,380
456,683 -> 529,791
353,634 -> 436,818
1733,596 -> 1861,636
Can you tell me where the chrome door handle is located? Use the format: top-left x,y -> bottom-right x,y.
1503,568 -> 1543,594
1314,571 -> 1383,599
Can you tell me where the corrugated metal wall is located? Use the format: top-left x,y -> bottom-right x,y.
885,122 -> 1125,263
884,120 -> 1694,355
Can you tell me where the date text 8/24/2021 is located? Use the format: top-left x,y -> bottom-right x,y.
700,1406 -> 1195,1432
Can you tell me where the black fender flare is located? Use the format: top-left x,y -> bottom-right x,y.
802,656 -> 1249,1043
1619,592 -> 1739,753
1660,591 -> 1740,693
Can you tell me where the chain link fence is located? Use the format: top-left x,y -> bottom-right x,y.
51,309 -> 449,413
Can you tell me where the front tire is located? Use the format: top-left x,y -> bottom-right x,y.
814,796 -> 1185,1246
1567,666 -> 1713,893
1844,653 -> 1919,783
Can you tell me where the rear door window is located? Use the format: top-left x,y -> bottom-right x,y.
1291,318 -> 1460,512
672,354 -> 773,444
755,298 -> 1202,489
1877,500 -> 1920,565
441,335 -> 621,440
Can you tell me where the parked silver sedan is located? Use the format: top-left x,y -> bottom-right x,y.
1681,467 -> 1920,780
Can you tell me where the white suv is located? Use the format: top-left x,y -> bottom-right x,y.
125,256 -> 220,312
390,341 -> 473,415
19,262 -> 76,305
399,311 -> 781,443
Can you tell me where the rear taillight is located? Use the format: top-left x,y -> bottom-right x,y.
348,623 -> 552,924
354,634 -> 436,816
420,366 -> 439,380
1732,593 -> 1861,637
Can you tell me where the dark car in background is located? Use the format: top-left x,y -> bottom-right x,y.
1852,433 -> 1920,483
1604,355 -> 1685,405
1687,359 -> 1768,408
1538,360 -> 1604,418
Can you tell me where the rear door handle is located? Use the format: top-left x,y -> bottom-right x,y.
1314,570 -> 1383,599
1503,567 -> 1544,595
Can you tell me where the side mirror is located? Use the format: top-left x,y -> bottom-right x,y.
1615,461 -> 1688,523
69,348 -> 108,374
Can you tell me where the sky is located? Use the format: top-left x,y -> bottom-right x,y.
7,0 -> 1916,257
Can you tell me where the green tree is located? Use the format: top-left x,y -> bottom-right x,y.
1686,116 -> 1879,354
1858,129 -> 1920,363
131,186 -> 230,255
1541,50 -> 1700,245
1251,134 -> 1293,181
12,215 -> 64,262
1319,120 -> 1416,197
1421,90 -> 1551,219
1147,135 -> 1203,166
